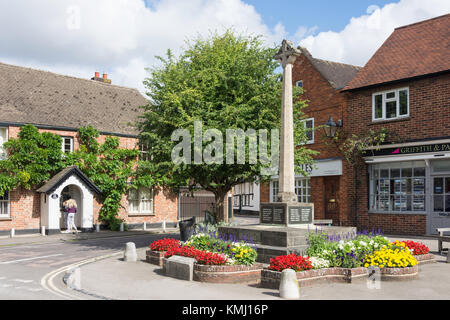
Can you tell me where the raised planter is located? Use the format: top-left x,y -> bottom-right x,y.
161,258 -> 263,284
261,267 -> 367,289
146,250 -> 166,267
193,263 -> 264,284
414,253 -> 435,265
380,265 -> 419,281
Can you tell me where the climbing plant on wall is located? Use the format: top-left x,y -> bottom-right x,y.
0,124 -> 155,231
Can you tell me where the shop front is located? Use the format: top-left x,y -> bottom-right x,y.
365,141 -> 450,235
269,158 -> 343,223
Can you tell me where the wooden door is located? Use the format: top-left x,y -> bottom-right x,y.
324,177 -> 340,224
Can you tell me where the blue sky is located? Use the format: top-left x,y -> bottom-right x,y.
245,0 -> 395,35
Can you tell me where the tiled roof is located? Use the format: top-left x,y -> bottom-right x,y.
0,62 -> 148,136
344,14 -> 450,91
299,47 -> 362,90
36,165 -> 101,194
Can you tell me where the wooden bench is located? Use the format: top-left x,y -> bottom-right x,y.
314,219 -> 333,227
436,228 -> 450,254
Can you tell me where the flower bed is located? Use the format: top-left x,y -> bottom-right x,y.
414,253 -> 435,264
193,263 -> 264,284
392,240 -> 435,264
261,267 -> 368,289
146,250 -> 166,267
165,246 -> 228,265
379,265 -> 419,281
260,233 -> 432,289
146,238 -> 180,267
148,232 -> 263,283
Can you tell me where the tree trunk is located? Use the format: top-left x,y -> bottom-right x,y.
214,191 -> 228,223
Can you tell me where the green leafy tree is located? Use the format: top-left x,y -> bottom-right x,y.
0,124 -> 151,231
0,124 -> 65,193
138,31 -> 316,222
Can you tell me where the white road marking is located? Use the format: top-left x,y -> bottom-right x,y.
41,251 -> 122,300
26,288 -> 43,292
0,254 -> 63,265
0,284 -> 12,288
12,279 -> 33,283
0,277 -> 6,280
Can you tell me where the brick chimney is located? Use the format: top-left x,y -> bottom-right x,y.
91,71 -> 111,84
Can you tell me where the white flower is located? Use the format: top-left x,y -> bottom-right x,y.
309,257 -> 330,269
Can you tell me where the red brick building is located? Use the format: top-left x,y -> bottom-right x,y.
0,63 -> 178,235
342,14 -> 450,235
260,47 -> 361,226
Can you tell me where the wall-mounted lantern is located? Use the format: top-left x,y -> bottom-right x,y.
323,116 -> 343,138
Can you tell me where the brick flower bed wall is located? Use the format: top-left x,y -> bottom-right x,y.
414,253 -> 435,265
260,267 -> 367,289
193,263 -> 264,284
146,250 -> 166,267
380,265 -> 419,281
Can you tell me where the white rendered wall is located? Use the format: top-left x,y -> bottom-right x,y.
41,175 -> 94,231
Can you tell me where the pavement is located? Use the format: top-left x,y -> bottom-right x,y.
56,234 -> 450,300
0,228 -> 179,300
2,218 -> 449,300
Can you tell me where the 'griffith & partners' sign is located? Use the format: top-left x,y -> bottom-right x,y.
367,143 -> 450,157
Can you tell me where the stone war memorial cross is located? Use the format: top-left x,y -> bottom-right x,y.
259,40 -> 314,227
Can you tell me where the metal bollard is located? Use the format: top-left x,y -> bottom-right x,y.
120,223 -> 124,232
96,224 -> 100,232
162,220 -> 166,233
41,226 -> 46,236
10,228 -> 15,238
143,222 -> 146,231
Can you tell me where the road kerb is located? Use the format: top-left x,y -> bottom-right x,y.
41,251 -> 124,300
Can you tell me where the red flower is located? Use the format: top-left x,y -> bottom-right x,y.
150,238 -> 180,252
403,240 -> 430,255
164,246 -> 227,265
268,254 -> 313,272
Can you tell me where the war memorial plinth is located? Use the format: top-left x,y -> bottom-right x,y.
219,40 -> 356,263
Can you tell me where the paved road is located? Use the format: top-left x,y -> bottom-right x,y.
0,233 -> 178,299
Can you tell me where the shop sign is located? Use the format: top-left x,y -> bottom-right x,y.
367,143 -> 450,157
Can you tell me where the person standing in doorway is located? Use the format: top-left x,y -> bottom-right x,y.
63,199 -> 78,233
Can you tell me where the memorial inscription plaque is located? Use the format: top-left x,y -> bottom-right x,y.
273,206 -> 285,224
261,205 -> 274,224
260,203 -> 314,226
288,206 -> 312,224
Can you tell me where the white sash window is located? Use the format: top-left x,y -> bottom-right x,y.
0,127 -> 8,160
0,192 -> 10,218
129,187 -> 154,215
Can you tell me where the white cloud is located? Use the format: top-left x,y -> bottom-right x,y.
0,0 -> 448,93
299,0 -> 450,67
0,0 -> 285,92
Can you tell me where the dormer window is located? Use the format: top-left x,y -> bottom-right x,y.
372,88 -> 409,121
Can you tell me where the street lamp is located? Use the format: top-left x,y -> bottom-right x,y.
323,116 -> 343,138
